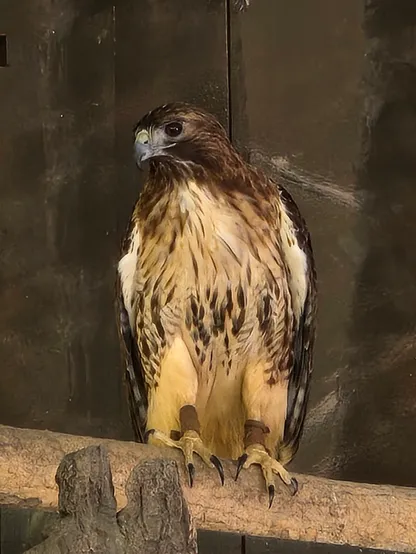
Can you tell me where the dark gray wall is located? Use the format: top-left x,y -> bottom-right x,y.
0,0 -> 129,439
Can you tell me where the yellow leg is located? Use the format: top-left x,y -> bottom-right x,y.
147,405 -> 224,487
145,338 -> 224,486
237,367 -> 298,507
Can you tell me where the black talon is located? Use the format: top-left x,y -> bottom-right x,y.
289,477 -> 298,496
268,484 -> 275,509
235,453 -> 248,481
210,455 -> 225,486
187,463 -> 195,487
144,429 -> 155,443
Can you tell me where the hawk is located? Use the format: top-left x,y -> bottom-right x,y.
116,103 -> 317,507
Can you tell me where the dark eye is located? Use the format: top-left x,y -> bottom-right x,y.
164,121 -> 183,138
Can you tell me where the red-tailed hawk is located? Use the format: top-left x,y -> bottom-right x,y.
116,103 -> 317,507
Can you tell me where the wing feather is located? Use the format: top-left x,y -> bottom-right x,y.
116,220 -> 148,442
276,184 -> 317,460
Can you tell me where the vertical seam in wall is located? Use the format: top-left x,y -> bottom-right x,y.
241,534 -> 246,554
225,0 -> 233,142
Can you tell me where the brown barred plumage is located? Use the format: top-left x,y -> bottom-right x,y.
116,103 -> 317,503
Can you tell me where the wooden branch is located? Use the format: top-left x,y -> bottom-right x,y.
1,424 -> 415,553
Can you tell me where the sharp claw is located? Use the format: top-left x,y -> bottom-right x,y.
187,463 -> 195,487
144,429 -> 155,443
268,484 -> 275,509
235,453 -> 248,481
210,455 -> 225,486
289,477 -> 298,496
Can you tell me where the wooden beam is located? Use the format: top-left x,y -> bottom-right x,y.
0,424 -> 415,552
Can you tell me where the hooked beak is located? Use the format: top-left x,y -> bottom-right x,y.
134,129 -> 153,169
134,128 -> 176,169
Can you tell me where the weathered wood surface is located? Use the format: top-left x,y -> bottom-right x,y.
24,445 -> 197,554
1,424 -> 416,553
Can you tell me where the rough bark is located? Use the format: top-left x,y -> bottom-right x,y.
1,424 -> 416,552
23,445 -> 196,553
118,459 -> 197,553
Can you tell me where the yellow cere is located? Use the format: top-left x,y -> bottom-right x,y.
136,129 -> 150,144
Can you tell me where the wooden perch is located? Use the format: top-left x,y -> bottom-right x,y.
0,424 -> 415,553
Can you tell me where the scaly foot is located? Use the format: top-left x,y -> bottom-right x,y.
235,443 -> 298,507
146,428 -> 224,487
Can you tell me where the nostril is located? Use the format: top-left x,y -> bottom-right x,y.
135,130 -> 150,146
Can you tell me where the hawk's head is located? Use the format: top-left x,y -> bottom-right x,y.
133,103 -> 237,173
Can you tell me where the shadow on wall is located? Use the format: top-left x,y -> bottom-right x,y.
339,0 -> 416,487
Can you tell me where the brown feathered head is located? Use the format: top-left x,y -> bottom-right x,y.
133,103 -> 241,176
